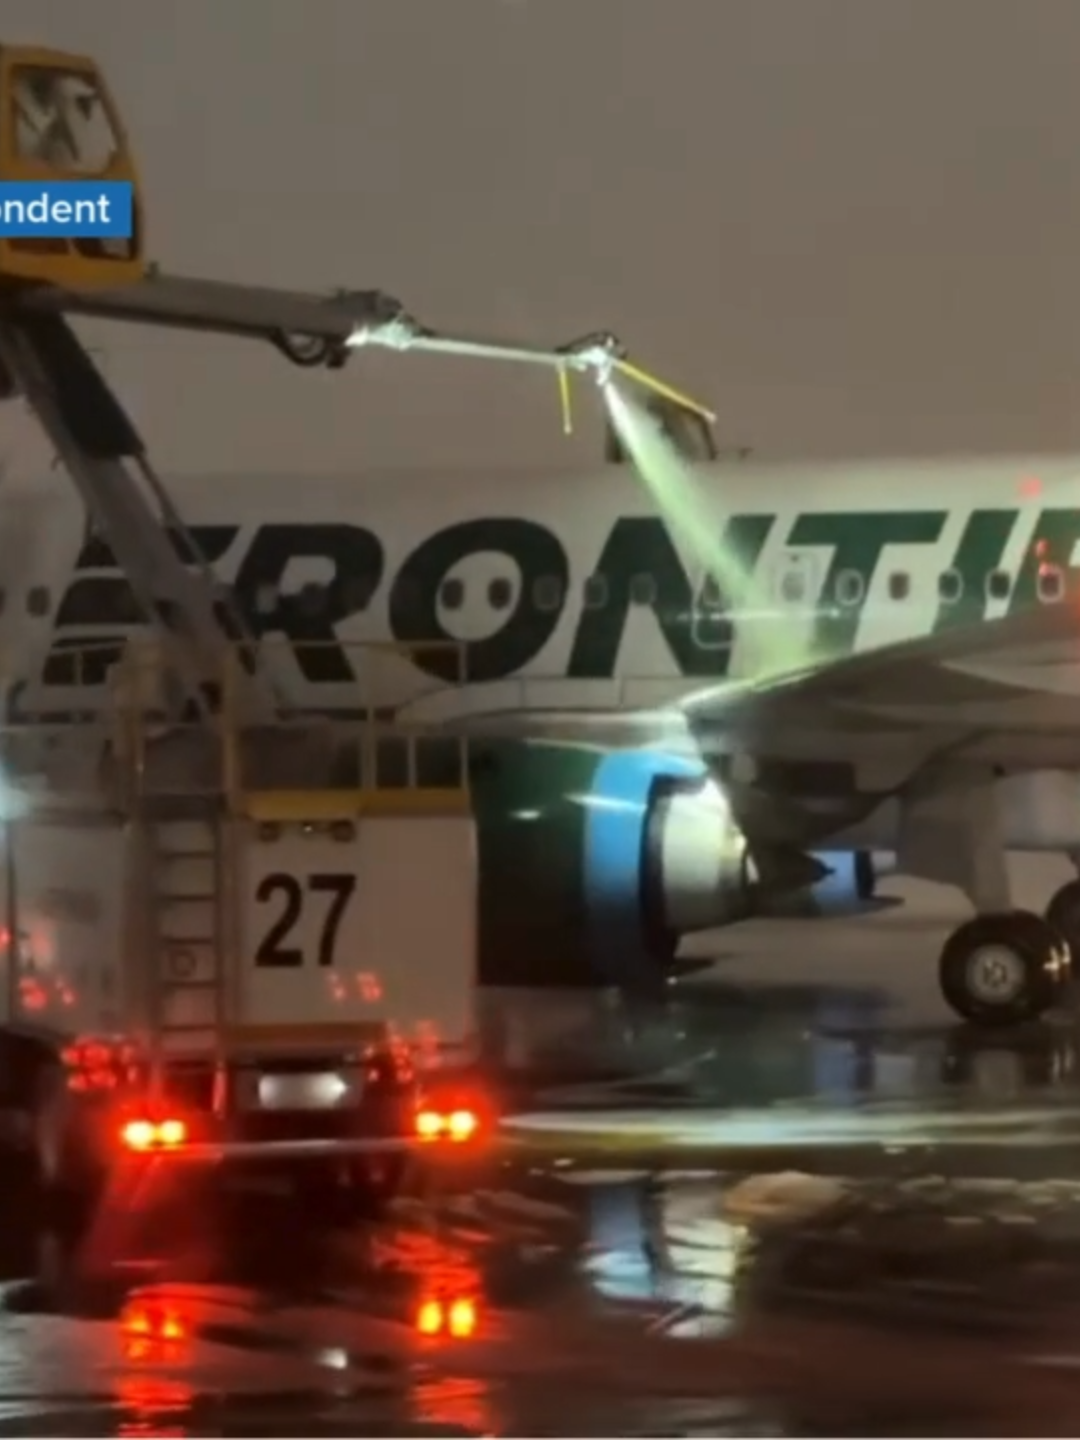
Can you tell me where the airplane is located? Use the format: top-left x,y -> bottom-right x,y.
1,425 -> 1079,1029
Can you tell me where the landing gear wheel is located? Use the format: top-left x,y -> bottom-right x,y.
939,911 -> 1071,1026
1046,879 -> 1080,964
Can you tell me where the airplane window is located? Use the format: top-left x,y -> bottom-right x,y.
583,574 -> 608,610
439,577 -> 464,610
254,584 -> 277,616
835,569 -> 864,607
987,569 -> 1011,601
533,576 -> 563,612
630,574 -> 657,607
779,570 -> 805,604
938,569 -> 963,604
488,577 -> 513,611
887,571 -> 910,602
27,585 -> 50,617
1037,564 -> 1065,604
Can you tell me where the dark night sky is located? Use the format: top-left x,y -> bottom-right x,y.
6,0 -> 1080,476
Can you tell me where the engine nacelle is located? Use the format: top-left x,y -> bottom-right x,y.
470,742 -> 885,995
642,773 -> 887,935
641,772 -> 754,937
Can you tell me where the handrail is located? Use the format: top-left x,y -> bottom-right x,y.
1,636 -> 474,816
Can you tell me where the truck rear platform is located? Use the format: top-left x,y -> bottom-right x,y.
0,645 -> 488,1224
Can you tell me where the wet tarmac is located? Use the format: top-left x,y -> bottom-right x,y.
8,972 -> 1080,1434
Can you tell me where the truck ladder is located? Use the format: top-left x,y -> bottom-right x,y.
141,806 -> 228,1082
0,310 -> 276,723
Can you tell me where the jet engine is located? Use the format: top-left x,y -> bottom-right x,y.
469,743 -> 884,994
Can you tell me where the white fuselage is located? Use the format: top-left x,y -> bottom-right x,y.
2,453 -> 1077,702
3,453 -> 1080,851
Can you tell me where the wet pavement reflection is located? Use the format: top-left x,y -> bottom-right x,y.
6,983 -> 1080,1433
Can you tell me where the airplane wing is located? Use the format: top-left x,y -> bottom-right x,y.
443,599 -> 1080,795
687,599 -> 1080,771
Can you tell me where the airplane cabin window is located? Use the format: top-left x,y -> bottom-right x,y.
887,571 -> 910,602
488,577 -> 513,611
1037,564 -> 1065,604
835,569 -> 864,606
27,585 -> 50,617
937,569 -> 963,604
583,574 -> 608,610
439,577 -> 464,610
533,575 -> 563,612
987,569 -> 1011,601
630,574 -> 657,607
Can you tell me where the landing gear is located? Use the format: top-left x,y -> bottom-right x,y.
899,769 -> 1073,1027
939,912 -> 1070,1026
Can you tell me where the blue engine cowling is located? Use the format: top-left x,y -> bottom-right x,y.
470,742 -> 885,995
582,751 -> 885,987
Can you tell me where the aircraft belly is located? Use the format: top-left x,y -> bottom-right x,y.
832,772 -> 1080,853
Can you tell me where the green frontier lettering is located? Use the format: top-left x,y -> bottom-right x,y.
933,509 -> 1016,633
234,523 -> 385,682
47,523 -> 386,687
46,525 -> 241,685
786,510 -> 947,656
390,518 -> 570,682
567,514 -> 774,679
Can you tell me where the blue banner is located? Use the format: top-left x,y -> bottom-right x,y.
0,181 -> 133,238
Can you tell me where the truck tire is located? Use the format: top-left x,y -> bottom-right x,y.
352,1155 -> 408,1217
32,1066 -> 103,1233
295,1156 -> 407,1226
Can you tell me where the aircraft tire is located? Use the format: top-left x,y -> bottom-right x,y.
938,911 -> 1070,1027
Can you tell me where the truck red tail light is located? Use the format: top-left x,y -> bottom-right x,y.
120,1298 -> 192,1362
62,1034 -> 143,1092
414,1106 -> 480,1143
415,1295 -> 478,1338
120,1116 -> 188,1151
